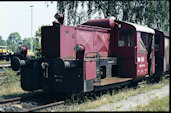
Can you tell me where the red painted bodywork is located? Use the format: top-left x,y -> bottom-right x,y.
84,61 -> 96,80
83,18 -> 115,28
113,21 -> 155,78
112,21 -> 137,78
152,36 -> 155,74
136,32 -> 148,76
42,19 -> 156,81
60,26 -> 76,59
59,24 -> 111,80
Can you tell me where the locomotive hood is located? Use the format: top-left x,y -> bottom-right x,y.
82,17 -> 115,28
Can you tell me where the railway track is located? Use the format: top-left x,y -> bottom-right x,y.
0,91 -> 43,106
0,91 -> 66,112
0,96 -> 65,112
0,73 -> 169,112
20,100 -> 65,112
0,97 -> 22,106
0,63 -> 11,68
0,97 -> 65,112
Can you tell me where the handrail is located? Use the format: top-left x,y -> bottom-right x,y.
85,52 -> 101,59
134,46 -> 137,64
77,24 -> 111,31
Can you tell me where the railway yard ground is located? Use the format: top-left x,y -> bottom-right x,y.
0,68 -> 170,112
47,75 -> 169,112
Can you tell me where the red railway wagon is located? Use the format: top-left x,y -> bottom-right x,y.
163,32 -> 170,73
10,14 -> 169,95
153,29 -> 165,80
152,29 -> 170,81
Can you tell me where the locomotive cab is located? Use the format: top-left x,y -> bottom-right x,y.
113,21 -> 155,82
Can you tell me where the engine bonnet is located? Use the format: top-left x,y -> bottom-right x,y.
82,17 -> 115,28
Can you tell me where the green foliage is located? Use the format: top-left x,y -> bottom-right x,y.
33,25 -> 46,58
35,26 -> 44,38
33,37 -> 41,58
53,0 -> 169,32
3,26 -> 43,58
0,67 -> 20,87
6,32 -> 22,52
22,37 -> 31,50
0,35 -> 6,46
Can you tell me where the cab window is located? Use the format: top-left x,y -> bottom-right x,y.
118,29 -> 134,47
140,38 -> 147,52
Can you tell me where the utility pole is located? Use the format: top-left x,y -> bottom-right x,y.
30,5 -> 34,55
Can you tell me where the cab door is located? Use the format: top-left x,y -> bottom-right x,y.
116,27 -> 137,78
140,32 -> 155,76
136,32 -> 148,76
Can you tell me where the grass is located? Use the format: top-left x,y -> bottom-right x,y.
0,60 -> 10,64
136,95 -> 169,111
0,67 -> 26,97
0,67 -> 19,85
49,76 -> 169,111
0,82 -> 26,97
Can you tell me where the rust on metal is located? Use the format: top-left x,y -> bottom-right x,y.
94,77 -> 133,86
0,97 -> 22,104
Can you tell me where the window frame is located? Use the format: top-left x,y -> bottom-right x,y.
118,29 -> 134,47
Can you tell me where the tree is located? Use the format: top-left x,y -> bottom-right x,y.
33,26 -> 45,58
22,37 -> 31,50
0,35 -> 6,46
48,0 -> 169,32
6,32 -> 22,52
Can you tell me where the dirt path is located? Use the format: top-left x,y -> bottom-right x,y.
86,85 -> 169,111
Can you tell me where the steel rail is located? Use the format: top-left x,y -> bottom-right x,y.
20,100 -> 65,112
0,97 -> 22,105
0,63 -> 11,68
0,91 -> 44,105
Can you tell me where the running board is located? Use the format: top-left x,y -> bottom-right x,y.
93,77 -> 133,92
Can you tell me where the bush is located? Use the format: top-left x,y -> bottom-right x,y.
0,67 -> 20,87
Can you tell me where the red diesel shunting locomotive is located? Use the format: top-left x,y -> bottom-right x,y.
11,13 -> 169,95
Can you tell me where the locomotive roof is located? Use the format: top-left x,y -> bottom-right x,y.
123,21 -> 155,34
115,20 -> 155,34
153,28 -> 170,38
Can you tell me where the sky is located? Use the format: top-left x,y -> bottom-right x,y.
0,1 -> 57,40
